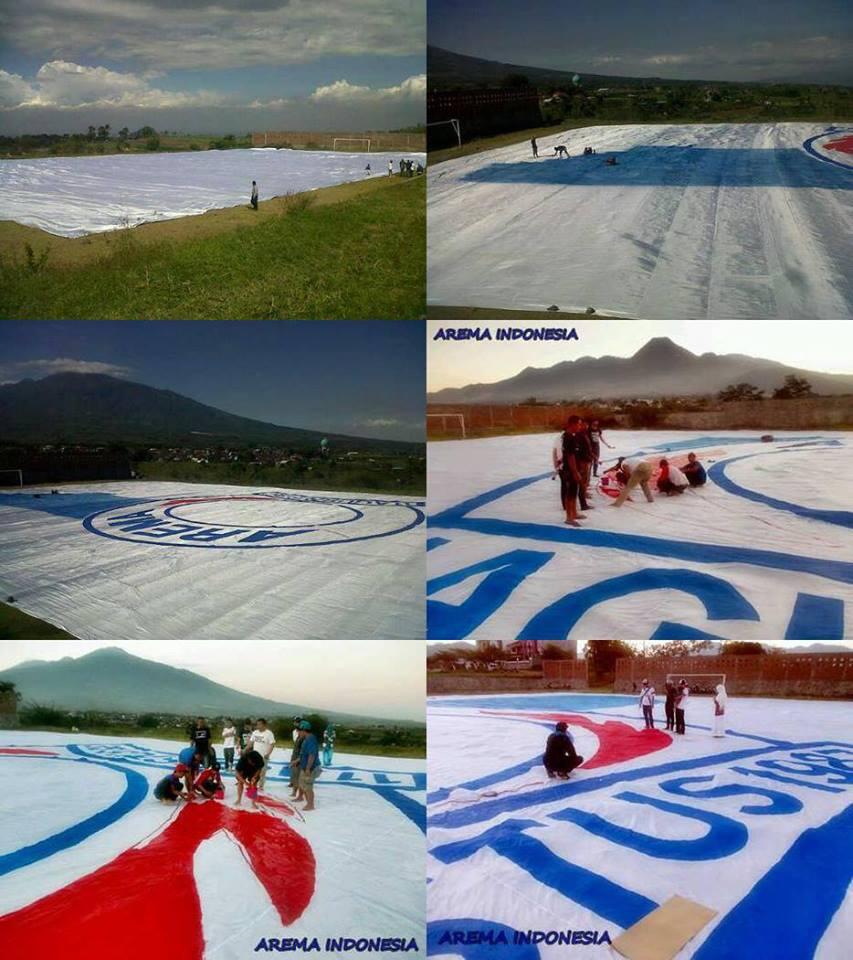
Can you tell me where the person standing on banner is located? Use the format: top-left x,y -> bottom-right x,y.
298,720 -> 320,812
587,419 -> 613,477
664,681 -> 677,731
713,683 -> 728,737
554,416 -> 583,527
675,680 -> 689,735
531,136 -> 538,158
222,718 -> 237,771
250,180 -> 259,210
249,718 -> 275,789
639,679 -> 656,729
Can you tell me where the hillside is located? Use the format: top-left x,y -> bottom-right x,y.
429,338 -> 853,404
0,647 -> 388,722
0,372 -> 421,453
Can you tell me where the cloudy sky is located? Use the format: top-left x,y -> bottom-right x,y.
0,640 -> 425,721
428,320 -> 853,392
429,0 -> 852,85
0,0 -> 425,134
2,320 -> 425,443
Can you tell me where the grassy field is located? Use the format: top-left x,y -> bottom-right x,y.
135,457 -> 426,496
0,132 -> 252,160
0,601 -> 76,639
0,175 -> 425,319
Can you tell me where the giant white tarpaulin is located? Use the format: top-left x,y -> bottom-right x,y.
427,431 -> 853,643
427,692 -> 852,959
0,147 -> 425,237
0,732 -> 425,960
0,482 -> 425,642
427,123 -> 853,319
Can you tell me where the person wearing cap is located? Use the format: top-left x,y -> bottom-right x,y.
543,721 -> 584,779
248,718 -> 275,788
154,767 -> 188,803
297,720 -> 320,811
234,749 -> 265,806
639,679 -> 656,729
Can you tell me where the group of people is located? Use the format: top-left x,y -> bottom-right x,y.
152,715 -> 325,812
553,415 -> 614,526
529,138 -> 605,161
554,414 -> 709,519
366,158 -> 423,177
639,678 -> 728,737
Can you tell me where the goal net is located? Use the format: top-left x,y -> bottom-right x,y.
427,413 -> 466,439
427,118 -> 462,148
332,138 -> 371,152
666,673 -> 726,695
0,469 -> 23,488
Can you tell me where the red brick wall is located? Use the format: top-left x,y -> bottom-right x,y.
542,659 -> 589,688
614,653 -> 853,698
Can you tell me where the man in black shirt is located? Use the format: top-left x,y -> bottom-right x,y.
575,419 -> 594,512
192,717 -> 212,767
543,721 -> 584,779
555,416 -> 583,527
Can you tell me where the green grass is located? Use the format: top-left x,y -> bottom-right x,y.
0,601 -> 76,639
0,178 -> 425,319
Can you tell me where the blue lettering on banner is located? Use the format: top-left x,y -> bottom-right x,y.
429,920 -> 539,959
83,493 -> 424,549
427,436 -> 851,639
429,736 -> 852,957
428,549 -> 553,640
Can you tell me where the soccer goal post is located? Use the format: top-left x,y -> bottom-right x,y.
666,673 -> 726,695
426,118 -> 462,148
427,413 -> 466,439
0,469 -> 23,488
332,138 -> 371,152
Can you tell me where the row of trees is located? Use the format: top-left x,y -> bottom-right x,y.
718,375 -> 815,402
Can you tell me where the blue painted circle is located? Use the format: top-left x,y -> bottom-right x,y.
802,130 -> 853,172
83,496 -> 425,548
162,498 -> 362,529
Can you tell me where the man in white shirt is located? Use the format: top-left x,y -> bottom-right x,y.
222,719 -> 237,770
639,680 -> 656,729
249,718 -> 276,788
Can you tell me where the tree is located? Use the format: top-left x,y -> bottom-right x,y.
773,375 -> 814,399
645,639 -> 714,658
584,638 -> 636,682
501,73 -> 530,89
541,643 -> 572,660
717,382 -> 764,402
145,135 -> 161,151
118,127 -> 130,140
721,641 -> 765,656
87,125 -> 96,141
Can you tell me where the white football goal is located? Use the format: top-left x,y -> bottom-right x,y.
427,118 -> 462,148
427,413 -> 466,439
0,469 -> 23,488
332,138 -> 372,152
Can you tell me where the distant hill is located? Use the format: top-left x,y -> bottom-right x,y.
428,46 -> 705,92
0,647 -> 394,722
0,373 -> 420,453
429,337 -> 853,404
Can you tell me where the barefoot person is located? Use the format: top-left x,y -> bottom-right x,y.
249,718 -> 275,788
234,749 -> 264,806
554,416 -> 583,527
612,456 -> 654,507
588,419 -> 613,477
297,720 -> 320,811
675,680 -> 689,735
543,721 -> 584,779
154,766 -> 189,803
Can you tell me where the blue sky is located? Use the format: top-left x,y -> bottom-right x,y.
1,321 -> 425,443
0,1 -> 425,134
429,0 -> 852,85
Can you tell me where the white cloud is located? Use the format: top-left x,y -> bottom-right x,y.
0,61 -> 228,110
310,74 -> 425,103
14,358 -> 133,378
3,1 -> 425,71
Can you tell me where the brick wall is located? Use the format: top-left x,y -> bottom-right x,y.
614,653 -> 853,698
542,659 -> 589,688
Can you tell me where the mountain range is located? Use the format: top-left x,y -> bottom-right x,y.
0,647 -> 407,723
428,337 -> 853,404
0,373 -> 420,453
428,46 -> 715,92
